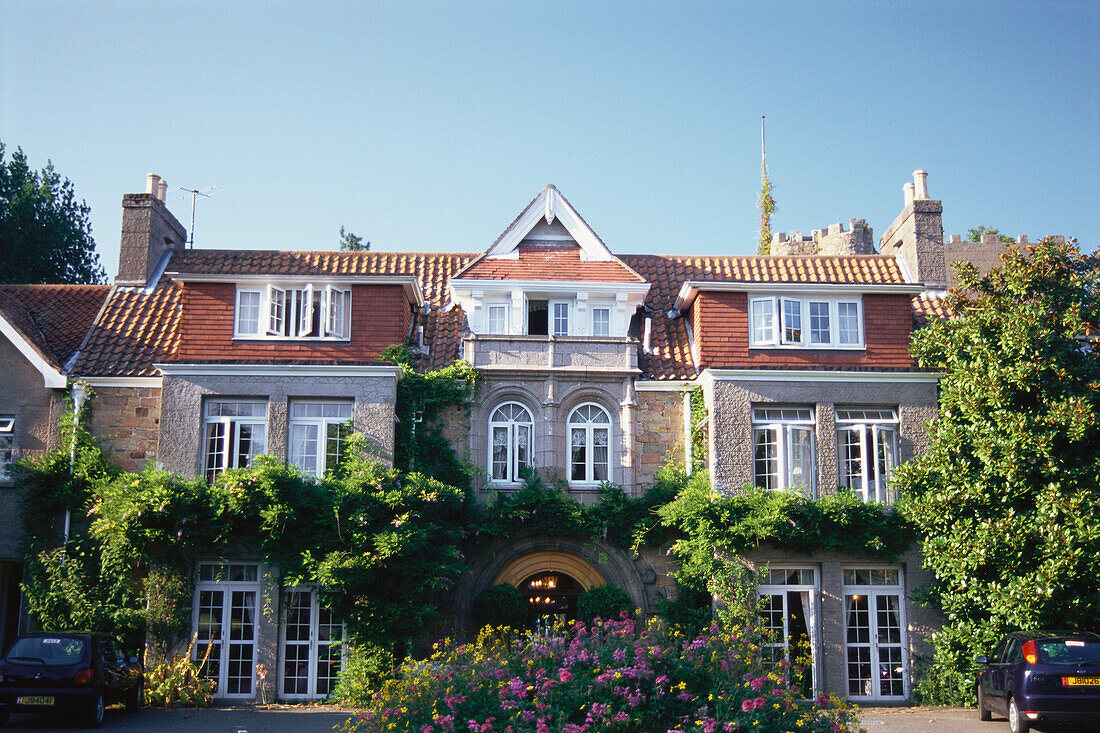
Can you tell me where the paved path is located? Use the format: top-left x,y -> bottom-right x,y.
5,705 -> 1098,732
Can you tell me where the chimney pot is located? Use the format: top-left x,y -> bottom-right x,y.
146,173 -> 160,195
913,170 -> 929,200
157,179 -> 168,203
903,182 -> 915,207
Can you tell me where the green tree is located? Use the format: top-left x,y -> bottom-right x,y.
757,158 -> 776,255
340,225 -> 370,251
895,238 -> 1100,704
967,225 -> 1014,244
0,143 -> 106,284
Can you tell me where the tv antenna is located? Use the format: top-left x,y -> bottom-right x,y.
176,185 -> 221,248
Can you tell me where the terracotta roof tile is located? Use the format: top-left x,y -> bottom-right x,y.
912,293 -> 952,326
70,281 -> 183,378
455,245 -> 646,283
0,284 -> 110,369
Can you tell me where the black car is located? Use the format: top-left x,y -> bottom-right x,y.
976,630 -> 1100,733
0,632 -> 142,728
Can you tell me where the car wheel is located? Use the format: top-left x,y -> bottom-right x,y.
976,683 -> 991,721
126,684 -> 143,713
85,690 -> 105,728
1008,697 -> 1029,733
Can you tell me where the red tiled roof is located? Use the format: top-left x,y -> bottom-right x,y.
912,293 -> 952,326
70,281 -> 183,378
455,245 -> 647,283
0,284 -> 110,369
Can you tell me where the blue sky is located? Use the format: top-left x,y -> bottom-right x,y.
2,1 -> 1097,278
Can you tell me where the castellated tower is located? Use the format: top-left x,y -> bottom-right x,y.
770,219 -> 876,256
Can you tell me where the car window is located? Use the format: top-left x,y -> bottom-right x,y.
1038,639 -> 1100,666
5,636 -> 87,664
990,637 -> 1009,663
1004,639 -> 1023,664
97,639 -> 115,668
110,640 -> 127,666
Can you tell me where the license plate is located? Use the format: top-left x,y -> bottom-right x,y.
1063,677 -> 1100,686
17,695 -> 54,705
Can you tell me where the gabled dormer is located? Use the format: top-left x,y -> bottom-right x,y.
449,186 -> 650,339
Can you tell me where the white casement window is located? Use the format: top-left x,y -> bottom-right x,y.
752,406 -> 815,494
289,401 -> 353,478
836,408 -> 900,503
488,402 -> 533,484
235,283 -> 351,340
203,400 -> 268,482
0,416 -> 14,482
592,308 -> 610,337
843,567 -> 908,700
280,586 -> 344,700
193,563 -> 260,698
551,301 -> 570,336
758,567 -> 819,696
751,298 -> 777,346
749,296 -> 863,348
568,403 -> 611,485
487,304 -> 509,335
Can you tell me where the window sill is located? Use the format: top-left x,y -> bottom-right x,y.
748,344 -> 865,351
232,336 -> 352,344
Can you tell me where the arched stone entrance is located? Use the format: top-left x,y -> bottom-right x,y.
452,535 -> 661,637
493,551 -> 605,628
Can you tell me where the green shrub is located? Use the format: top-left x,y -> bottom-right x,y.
576,583 -> 633,623
472,583 -> 527,629
143,634 -> 215,709
333,643 -> 395,707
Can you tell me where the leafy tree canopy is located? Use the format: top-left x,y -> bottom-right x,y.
895,237 -> 1100,704
340,225 -> 370,251
967,225 -> 1014,244
0,143 -> 106,284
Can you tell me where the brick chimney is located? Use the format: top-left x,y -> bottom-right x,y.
879,170 -> 945,288
115,174 -> 187,287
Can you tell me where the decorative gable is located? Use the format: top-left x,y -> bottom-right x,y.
483,185 -> 615,262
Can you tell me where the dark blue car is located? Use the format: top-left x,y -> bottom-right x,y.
976,630 -> 1100,732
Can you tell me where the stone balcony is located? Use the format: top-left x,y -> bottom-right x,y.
462,335 -> 639,373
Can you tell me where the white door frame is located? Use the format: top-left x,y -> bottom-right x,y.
278,586 -> 345,700
192,563 -> 261,699
842,566 -> 909,701
756,565 -> 821,698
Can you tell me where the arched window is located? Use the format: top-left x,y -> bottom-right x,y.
568,403 -> 611,484
489,402 -> 533,484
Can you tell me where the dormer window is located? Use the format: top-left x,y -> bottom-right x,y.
552,302 -> 570,336
592,308 -> 610,337
750,296 -> 863,349
235,284 -> 350,340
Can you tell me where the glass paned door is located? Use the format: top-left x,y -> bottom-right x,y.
843,576 -> 907,700
758,568 -> 818,696
280,588 -> 343,699
193,565 -> 259,698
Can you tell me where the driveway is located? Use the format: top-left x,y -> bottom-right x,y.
4,705 -> 1097,732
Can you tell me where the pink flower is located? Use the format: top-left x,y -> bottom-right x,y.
558,668 -> 572,683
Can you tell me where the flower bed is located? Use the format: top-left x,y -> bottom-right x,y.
341,615 -> 856,733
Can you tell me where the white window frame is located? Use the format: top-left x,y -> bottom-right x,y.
842,565 -> 908,701
836,408 -> 900,504
752,406 -> 816,495
192,562 -> 261,699
487,402 -> 533,485
486,303 -> 510,335
550,300 -> 571,336
279,585 -> 345,700
288,401 -> 353,479
235,283 -> 351,341
749,296 -> 863,349
757,566 -> 821,698
567,402 -> 613,486
0,416 -> 14,482
203,400 -> 268,483
591,307 -> 611,337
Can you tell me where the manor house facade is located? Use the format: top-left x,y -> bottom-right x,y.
1,170 -> 1028,702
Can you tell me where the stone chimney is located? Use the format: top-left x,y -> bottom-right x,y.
115,174 -> 187,287
879,170 -> 945,288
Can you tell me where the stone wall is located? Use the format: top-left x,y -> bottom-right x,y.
158,371 -> 398,477
770,221 -> 875,256
87,386 -> 162,473
634,389 -> 685,488
0,336 -> 65,558
740,544 -> 939,700
702,375 -> 937,496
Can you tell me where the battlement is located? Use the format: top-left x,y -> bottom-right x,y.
771,219 -> 875,256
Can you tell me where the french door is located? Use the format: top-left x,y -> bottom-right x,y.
280,588 -> 343,699
758,567 -> 819,696
193,564 -> 260,698
843,567 -> 907,700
